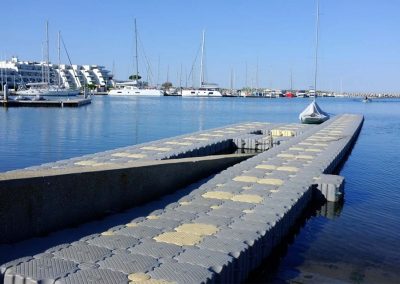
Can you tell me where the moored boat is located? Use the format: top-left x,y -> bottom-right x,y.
181,30 -> 222,97
299,0 -> 329,125
108,19 -> 163,97
182,84 -> 222,97
299,100 -> 329,124
108,82 -> 163,96
16,83 -> 79,97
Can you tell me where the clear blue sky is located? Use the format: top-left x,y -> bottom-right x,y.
1,0 -> 399,92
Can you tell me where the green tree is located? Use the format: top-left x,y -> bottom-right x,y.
87,83 -> 97,90
129,74 -> 142,80
162,81 -> 173,89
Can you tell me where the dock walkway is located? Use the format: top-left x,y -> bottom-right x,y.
5,121 -> 310,173
0,115 -> 363,284
0,98 -> 91,107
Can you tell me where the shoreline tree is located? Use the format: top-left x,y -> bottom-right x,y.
161,81 -> 173,90
129,74 -> 141,80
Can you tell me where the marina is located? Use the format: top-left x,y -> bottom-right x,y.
1,0 -> 400,283
0,96 -> 399,283
0,114 -> 362,283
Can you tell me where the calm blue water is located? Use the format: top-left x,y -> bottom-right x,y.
1,97 -> 399,282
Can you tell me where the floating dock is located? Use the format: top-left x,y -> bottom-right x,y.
0,97 -> 91,107
0,114 -> 363,284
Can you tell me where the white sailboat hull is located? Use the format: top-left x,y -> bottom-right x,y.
16,87 -> 79,96
181,89 -> 222,97
108,88 -> 163,96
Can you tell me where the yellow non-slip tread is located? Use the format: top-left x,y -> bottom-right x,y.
305,148 -> 323,152
183,137 -> 209,141
111,152 -> 131,157
233,176 -> 259,183
127,154 -> 148,158
296,155 -> 314,160
140,146 -> 172,152
111,152 -> 148,158
255,164 -> 277,170
233,175 -> 284,186
164,141 -> 193,146
175,223 -> 219,236
199,133 -> 224,137
202,191 -> 234,200
128,273 -> 151,281
276,166 -> 299,172
74,160 -> 98,166
231,194 -> 263,204
257,178 -> 284,186
203,190 -> 265,204
153,231 -> 203,246
129,279 -> 175,284
299,142 -> 313,146
147,215 -> 160,220
74,161 -> 116,167
277,153 -> 295,158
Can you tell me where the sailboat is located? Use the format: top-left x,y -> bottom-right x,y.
108,19 -> 163,96
16,22 -> 79,97
299,0 -> 329,124
181,30 -> 223,97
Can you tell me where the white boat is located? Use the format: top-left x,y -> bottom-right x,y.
108,19 -> 162,97
16,82 -> 80,96
308,90 -> 316,98
181,30 -> 222,97
181,84 -> 222,97
108,81 -> 163,96
16,24 -> 79,97
296,90 -> 308,98
299,0 -> 329,124
299,100 -> 329,124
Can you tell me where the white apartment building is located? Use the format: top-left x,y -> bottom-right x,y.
0,57 -> 114,91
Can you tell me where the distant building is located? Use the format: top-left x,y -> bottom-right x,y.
0,56 -> 114,91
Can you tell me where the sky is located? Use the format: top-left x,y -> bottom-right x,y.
1,0 -> 399,92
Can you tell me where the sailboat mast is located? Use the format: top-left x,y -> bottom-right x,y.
199,30 -> 205,87
179,63 -> 182,88
230,68 -> 234,91
134,18 -> 139,83
245,62 -> 248,87
46,21 -> 50,85
166,65 -> 169,82
256,58 -> 259,90
314,0 -> 320,99
58,31 -> 61,88
157,56 -> 160,87
41,42 -> 44,83
340,78 -> 343,96
290,69 -> 293,91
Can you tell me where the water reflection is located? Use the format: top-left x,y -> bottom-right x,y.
316,200 -> 344,220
